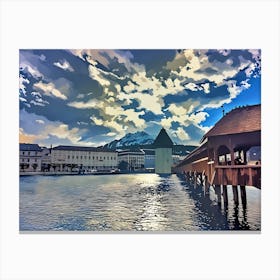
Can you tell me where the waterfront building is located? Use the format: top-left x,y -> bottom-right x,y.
142,149 -> 155,170
41,147 -> 51,171
118,149 -> 145,171
51,145 -> 118,172
19,143 -> 42,172
153,128 -> 173,174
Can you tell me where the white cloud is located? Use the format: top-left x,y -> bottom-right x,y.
217,49 -> 231,56
39,54 -> 46,61
160,117 -> 173,129
168,104 -> 187,116
123,109 -> 145,128
46,124 -> 81,143
90,117 -> 104,126
30,100 -> 46,107
106,132 -> 117,137
19,74 -> 30,95
132,92 -> 163,115
188,111 -> 209,125
184,82 -> 200,91
19,97 -> 27,102
31,91 -> 42,97
88,64 -> 110,87
36,119 -> 45,124
33,81 -> 67,100
201,83 -> 210,94
77,93 -> 85,99
169,49 -> 254,89
53,60 -> 74,72
174,127 -> 190,141
19,51 -> 44,79
68,99 -> 98,109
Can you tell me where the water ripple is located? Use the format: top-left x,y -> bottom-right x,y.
19,174 -> 261,231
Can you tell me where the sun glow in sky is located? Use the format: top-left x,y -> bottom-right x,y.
19,49 -> 261,147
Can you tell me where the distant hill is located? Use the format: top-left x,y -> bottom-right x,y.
103,131 -> 197,156
104,131 -> 154,149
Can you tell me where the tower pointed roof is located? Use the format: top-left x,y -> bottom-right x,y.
153,128 -> 173,148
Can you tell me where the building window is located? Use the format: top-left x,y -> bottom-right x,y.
28,152 -> 30,156
68,155 -> 70,159
93,156 -> 95,160
27,159 -> 30,162
22,152 -> 25,155
35,159 -> 37,162
72,156 -> 74,159
81,156 -> 83,159
76,156 -> 78,159
22,158 -> 24,162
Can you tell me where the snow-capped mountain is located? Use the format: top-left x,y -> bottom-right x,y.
105,131 -> 154,149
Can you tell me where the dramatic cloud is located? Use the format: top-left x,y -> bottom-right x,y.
33,81 -> 68,100
53,60 -> 74,72
19,49 -> 261,146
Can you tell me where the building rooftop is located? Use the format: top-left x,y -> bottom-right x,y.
52,145 -> 115,153
201,104 -> 261,142
118,149 -> 145,155
142,149 -> 155,155
153,128 -> 173,148
20,143 -> 42,151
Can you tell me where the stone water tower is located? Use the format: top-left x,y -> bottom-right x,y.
153,128 -> 173,175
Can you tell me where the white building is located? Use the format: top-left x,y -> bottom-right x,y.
118,149 -> 145,171
19,143 -> 42,172
41,147 -> 51,171
153,128 -> 173,174
51,145 -> 118,172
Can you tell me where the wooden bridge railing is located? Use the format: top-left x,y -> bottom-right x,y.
213,165 -> 261,188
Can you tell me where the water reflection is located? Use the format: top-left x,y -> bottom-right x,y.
19,174 -> 261,231
179,176 -> 260,230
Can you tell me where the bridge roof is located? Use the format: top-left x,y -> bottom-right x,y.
201,104 -> 261,142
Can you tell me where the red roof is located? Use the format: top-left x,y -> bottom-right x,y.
202,104 -> 261,141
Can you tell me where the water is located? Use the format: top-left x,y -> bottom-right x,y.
19,174 -> 261,231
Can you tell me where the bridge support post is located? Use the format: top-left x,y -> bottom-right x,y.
199,173 -> 203,187
185,172 -> 189,184
194,172 -> 197,189
215,185 -> 222,205
240,185 -> 247,206
232,185 -> 239,205
222,185 -> 228,205
204,176 -> 209,195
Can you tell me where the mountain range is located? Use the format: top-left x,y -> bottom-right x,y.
104,131 -> 154,149
103,131 -> 197,155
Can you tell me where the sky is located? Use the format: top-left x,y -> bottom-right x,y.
19,49 -> 261,147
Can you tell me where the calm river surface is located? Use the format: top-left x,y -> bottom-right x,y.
19,174 -> 261,231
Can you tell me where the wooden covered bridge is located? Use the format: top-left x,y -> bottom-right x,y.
174,104 -> 261,206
